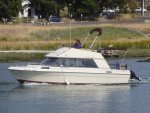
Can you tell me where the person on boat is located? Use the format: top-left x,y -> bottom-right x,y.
72,39 -> 81,48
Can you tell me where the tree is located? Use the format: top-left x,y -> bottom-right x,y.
76,0 -> 98,16
31,0 -> 54,18
31,0 -> 65,18
63,0 -> 74,17
0,0 -> 21,20
64,0 -> 99,18
55,0 -> 65,17
30,0 -> 138,20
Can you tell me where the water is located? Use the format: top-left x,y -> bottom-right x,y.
0,58 -> 150,113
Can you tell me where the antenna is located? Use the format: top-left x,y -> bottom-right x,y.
70,14 -> 72,47
69,4 -> 72,47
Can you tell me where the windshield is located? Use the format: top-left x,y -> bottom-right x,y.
41,58 -> 58,66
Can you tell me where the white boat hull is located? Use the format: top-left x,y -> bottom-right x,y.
8,66 -> 130,84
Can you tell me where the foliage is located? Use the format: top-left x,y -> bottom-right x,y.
0,0 -> 141,20
0,49 -> 150,62
31,26 -> 143,41
30,0 -> 139,18
0,0 -> 21,19
147,5 -> 150,11
30,0 -> 65,18
0,53 -> 46,62
0,37 -> 8,41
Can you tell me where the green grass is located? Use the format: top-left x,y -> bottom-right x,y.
0,49 -> 150,62
0,26 -> 149,51
31,26 -> 144,41
28,26 -> 147,50
0,53 -> 46,62
127,49 -> 150,57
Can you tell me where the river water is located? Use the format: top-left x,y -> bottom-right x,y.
0,58 -> 150,113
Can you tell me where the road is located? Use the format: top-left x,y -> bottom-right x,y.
72,16 -> 150,25
33,14 -> 150,25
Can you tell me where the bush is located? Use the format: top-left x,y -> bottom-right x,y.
0,37 -> 8,41
147,6 -> 150,11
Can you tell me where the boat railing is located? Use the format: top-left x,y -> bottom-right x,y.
12,62 -> 40,68
27,62 -> 41,68
109,63 -> 128,70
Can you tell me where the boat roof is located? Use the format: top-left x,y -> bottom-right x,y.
46,47 -> 104,59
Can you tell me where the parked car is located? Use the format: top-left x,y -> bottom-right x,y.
115,7 -> 131,13
135,7 -> 147,13
48,15 -> 61,22
102,9 -> 115,16
101,9 -> 115,19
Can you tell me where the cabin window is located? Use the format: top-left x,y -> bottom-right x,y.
62,59 -> 75,67
52,58 -> 76,67
52,58 -> 97,68
41,58 -> 58,66
76,59 -> 98,68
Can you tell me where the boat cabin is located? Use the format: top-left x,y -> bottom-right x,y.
41,57 -> 98,68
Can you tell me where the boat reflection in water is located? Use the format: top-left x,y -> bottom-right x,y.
8,28 -> 141,85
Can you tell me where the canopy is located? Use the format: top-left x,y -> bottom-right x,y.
90,28 -> 102,36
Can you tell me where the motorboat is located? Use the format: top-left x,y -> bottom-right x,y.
8,28 -> 141,85
137,57 -> 150,62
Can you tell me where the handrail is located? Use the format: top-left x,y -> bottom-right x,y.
81,28 -> 102,49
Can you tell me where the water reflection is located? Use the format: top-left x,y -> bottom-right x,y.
7,84 -> 131,113
0,81 -> 150,113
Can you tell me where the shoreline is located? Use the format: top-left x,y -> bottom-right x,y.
0,49 -> 149,62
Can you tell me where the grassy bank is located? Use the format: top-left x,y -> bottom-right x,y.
0,49 -> 150,62
0,23 -> 149,62
0,25 -> 149,50
127,49 -> 150,57
0,53 -> 46,62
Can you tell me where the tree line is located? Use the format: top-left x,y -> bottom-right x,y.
0,0 -> 21,21
0,0 -> 141,21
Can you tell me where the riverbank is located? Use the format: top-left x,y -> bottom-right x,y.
0,24 -> 149,50
0,52 -> 46,62
0,24 -> 150,50
0,49 -> 150,62
0,22 -> 150,62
